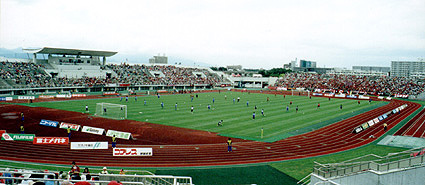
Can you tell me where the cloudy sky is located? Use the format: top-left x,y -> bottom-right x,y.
1,0 -> 424,69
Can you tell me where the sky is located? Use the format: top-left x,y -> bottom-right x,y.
1,0 -> 424,69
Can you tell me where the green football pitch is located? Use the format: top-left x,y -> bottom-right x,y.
30,91 -> 385,142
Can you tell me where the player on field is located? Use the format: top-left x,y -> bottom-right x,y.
252,112 -> 256,119
135,96 -> 137,102
340,104 -> 343,110
358,100 -> 360,105
191,105 -> 194,114
254,105 -> 257,110
217,120 -> 223,126
317,103 -> 320,109
125,96 -> 128,102
286,105 -> 289,112
225,95 -> 227,100
261,109 -> 264,116
296,106 -> 299,113
208,104 -> 211,110
175,103 -> 178,110
161,102 -> 164,109
290,101 -> 292,105
144,99 -> 147,105
246,101 -> 249,107
103,107 -> 107,115
233,98 -> 235,104
237,97 -> 240,102
85,105 -> 89,112
212,98 -> 215,104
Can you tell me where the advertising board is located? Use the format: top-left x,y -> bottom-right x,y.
81,126 -> 105,135
33,137 -> 69,145
70,142 -> 108,149
113,148 -> 153,156
39,119 -> 59,127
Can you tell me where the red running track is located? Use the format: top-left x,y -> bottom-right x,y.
0,99 -> 421,167
394,107 -> 425,138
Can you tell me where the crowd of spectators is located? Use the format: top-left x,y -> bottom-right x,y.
145,65 -> 220,85
275,73 -> 425,96
0,61 -> 221,88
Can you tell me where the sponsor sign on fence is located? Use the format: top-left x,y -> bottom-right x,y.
346,95 -> 357,99
18,96 -> 35,100
39,95 -> 55,99
312,93 -> 323,96
103,92 -> 119,96
56,94 -> 71,98
81,126 -> 105,135
39,119 -> 59,127
335,94 -> 346,98
353,126 -> 363,134
33,137 -> 69,145
359,95 -> 370,100
0,97 -> 13,101
71,94 -> 87,97
1,133 -> 35,141
324,93 -> 334,97
59,122 -> 81,131
106,130 -> 132,140
368,120 -> 375,127
70,142 -> 108,150
113,148 -> 153,156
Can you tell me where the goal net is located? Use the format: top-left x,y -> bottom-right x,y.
95,103 -> 127,120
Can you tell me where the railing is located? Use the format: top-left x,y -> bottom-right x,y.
313,150 -> 425,179
0,171 -> 192,185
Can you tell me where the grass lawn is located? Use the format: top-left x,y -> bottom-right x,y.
27,91 -> 383,142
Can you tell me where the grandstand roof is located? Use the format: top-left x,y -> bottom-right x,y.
23,47 -> 117,57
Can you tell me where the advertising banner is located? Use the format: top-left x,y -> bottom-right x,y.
39,95 -> 55,99
359,95 -> 370,100
71,94 -> 87,97
324,93 -> 334,97
361,123 -> 369,130
0,130 -> 5,135
353,126 -> 363,134
103,92 -> 119,96
378,116 -> 383,121
312,93 -> 323,96
346,95 -> 357,99
368,120 -> 375,127
59,122 -> 81,131
106,130 -> 132,140
335,94 -> 346,98
33,137 -> 69,145
70,142 -> 108,150
1,133 -> 35,141
39,119 -> 59,128
276,87 -> 287,91
113,148 -> 153,156
0,97 -> 13,101
18,96 -> 35,100
56,94 -> 71,98
373,118 -> 380,123
81,126 -> 105,135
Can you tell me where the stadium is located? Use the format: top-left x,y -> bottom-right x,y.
0,47 -> 424,185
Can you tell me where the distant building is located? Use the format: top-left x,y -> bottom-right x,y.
227,65 -> 243,71
353,66 -> 390,73
391,61 -> 425,77
149,55 -> 168,64
299,60 -> 316,68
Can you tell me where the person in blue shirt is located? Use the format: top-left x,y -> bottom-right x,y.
120,96 -> 123,101
261,109 -> 264,116
233,98 -> 235,104
208,104 -> 211,110
247,101 -> 249,107
125,96 -> 128,102
161,102 -> 164,109
286,105 -> 289,112
175,103 -> 178,110
252,112 -> 256,119
212,98 -> 215,104
135,96 -> 137,102
144,99 -> 147,105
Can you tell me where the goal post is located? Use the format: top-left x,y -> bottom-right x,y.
95,103 -> 127,120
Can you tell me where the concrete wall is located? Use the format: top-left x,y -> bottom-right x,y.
310,165 -> 425,185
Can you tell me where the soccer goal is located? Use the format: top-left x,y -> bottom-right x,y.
95,103 -> 127,120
